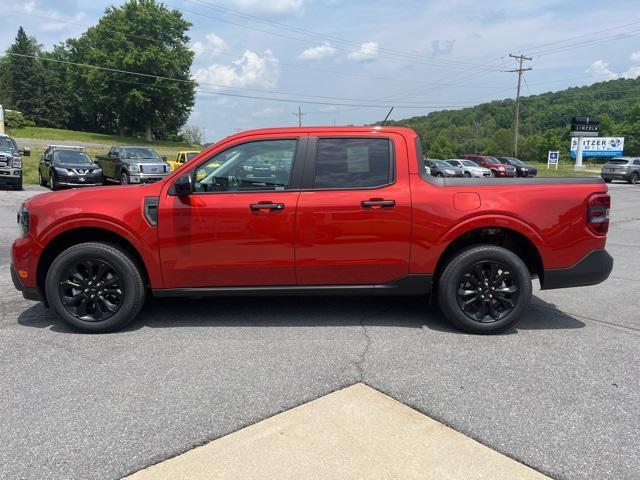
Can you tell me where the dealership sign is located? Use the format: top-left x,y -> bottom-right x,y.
570,137 -> 624,158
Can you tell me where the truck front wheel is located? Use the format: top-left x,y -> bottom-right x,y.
45,242 -> 146,333
437,245 -> 532,334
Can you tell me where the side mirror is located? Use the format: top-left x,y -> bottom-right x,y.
171,174 -> 193,196
21,147 -> 30,157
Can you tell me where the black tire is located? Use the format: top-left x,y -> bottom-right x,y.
49,172 -> 58,191
435,172 -> 443,177
437,245 -> 532,334
630,172 -> 639,185
464,171 -> 472,177
14,178 -> 22,191
490,170 -> 496,177
45,242 -> 146,333
121,171 -> 130,185
38,169 -> 46,187
603,178 -> 612,183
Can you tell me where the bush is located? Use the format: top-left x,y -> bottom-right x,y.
4,110 -> 27,129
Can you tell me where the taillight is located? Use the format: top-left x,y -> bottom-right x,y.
587,193 -> 610,236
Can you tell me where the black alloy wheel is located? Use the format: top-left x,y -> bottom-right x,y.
455,261 -> 519,323
45,242 -> 146,333
121,172 -> 130,185
437,245 -> 532,334
57,259 -> 123,322
630,172 -> 639,184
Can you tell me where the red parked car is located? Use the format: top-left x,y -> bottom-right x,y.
11,127 -> 612,334
461,154 -> 517,177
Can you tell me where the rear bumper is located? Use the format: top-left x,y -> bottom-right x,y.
10,264 -> 43,302
541,249 -> 613,290
601,174 -> 629,181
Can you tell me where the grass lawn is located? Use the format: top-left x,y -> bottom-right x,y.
529,161 -> 599,177
8,126 -> 199,149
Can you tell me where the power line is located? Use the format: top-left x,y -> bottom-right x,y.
180,0 -> 501,70
0,6 -> 507,90
3,53 -> 482,109
505,54 -> 532,157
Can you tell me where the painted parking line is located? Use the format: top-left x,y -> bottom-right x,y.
124,383 -> 550,480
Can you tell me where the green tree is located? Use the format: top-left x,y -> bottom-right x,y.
74,0 -> 195,139
429,132 -> 454,159
0,27 -> 67,127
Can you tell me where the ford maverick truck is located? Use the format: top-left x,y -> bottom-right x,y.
11,127 -> 613,333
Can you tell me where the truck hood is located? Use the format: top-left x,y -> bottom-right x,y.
26,182 -> 164,212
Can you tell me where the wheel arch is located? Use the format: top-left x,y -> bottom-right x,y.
36,227 -> 151,305
434,225 -> 544,286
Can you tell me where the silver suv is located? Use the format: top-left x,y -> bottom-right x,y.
601,157 -> 640,184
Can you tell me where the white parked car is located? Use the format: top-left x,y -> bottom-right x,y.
446,159 -> 492,178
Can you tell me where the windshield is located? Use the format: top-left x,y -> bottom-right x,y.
608,158 -> 630,165
186,152 -> 198,160
0,137 -> 17,153
121,147 -> 161,160
503,157 -> 524,166
461,160 -> 478,167
445,160 -> 460,167
485,157 -> 501,165
434,160 -> 453,168
53,150 -> 93,164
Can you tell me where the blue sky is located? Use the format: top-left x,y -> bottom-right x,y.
1,0 -> 640,142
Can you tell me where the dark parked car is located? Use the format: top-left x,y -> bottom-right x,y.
600,157 -> 640,184
38,146 -> 104,190
498,157 -> 538,177
461,154 -> 516,177
0,134 -> 29,190
425,159 -> 464,177
96,146 -> 170,185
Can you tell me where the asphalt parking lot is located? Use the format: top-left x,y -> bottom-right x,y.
1,183 -> 638,480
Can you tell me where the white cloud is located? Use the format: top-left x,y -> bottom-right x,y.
622,65 -> 640,79
194,49 -> 280,90
347,42 -> 379,61
431,39 -> 455,57
192,33 -> 228,57
586,60 -> 619,81
217,0 -> 305,13
586,59 -> 640,81
630,51 -> 640,62
251,107 -> 284,117
298,42 -> 337,60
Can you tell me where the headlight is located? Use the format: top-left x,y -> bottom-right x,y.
12,156 -> 22,168
498,166 -> 505,171
54,167 -> 73,175
93,168 -> 103,175
521,167 -> 528,171
129,165 -> 140,173
445,170 -> 455,175
17,204 -> 29,237
425,167 -> 431,175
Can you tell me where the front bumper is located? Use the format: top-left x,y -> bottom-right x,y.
10,264 -> 43,302
541,249 -> 613,290
0,168 -> 22,185
129,173 -> 167,184
54,173 -> 103,187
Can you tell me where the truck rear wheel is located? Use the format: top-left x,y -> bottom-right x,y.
45,242 -> 146,333
437,245 -> 532,334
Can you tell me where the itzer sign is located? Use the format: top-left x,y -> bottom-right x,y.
570,137 -> 624,158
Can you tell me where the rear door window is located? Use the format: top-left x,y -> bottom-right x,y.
313,138 -> 392,189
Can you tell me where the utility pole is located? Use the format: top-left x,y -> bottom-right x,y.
505,54 -> 532,157
293,106 -> 305,127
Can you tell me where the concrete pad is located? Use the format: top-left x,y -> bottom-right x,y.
124,384 -> 549,480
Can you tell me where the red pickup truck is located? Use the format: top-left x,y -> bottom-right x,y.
11,127 -> 613,334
